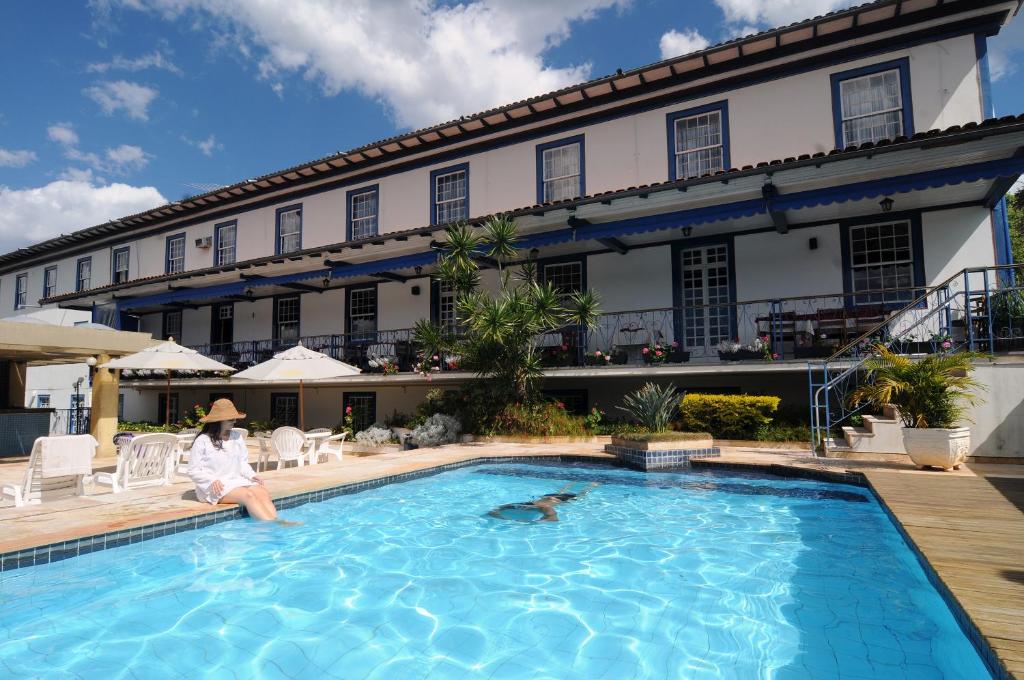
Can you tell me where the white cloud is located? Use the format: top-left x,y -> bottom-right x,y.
101,0 -> 626,129
989,13 -> 1024,84
0,149 -> 37,168
47,122 -> 79,146
712,0 -> 860,28
0,177 -> 165,252
182,133 -> 222,157
105,144 -> 151,171
1011,175 -> 1024,198
659,28 -> 710,59
86,49 -> 183,75
83,80 -> 159,121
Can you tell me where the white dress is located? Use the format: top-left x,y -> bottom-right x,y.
187,432 -> 258,504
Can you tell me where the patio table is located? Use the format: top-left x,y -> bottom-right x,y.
303,431 -> 332,464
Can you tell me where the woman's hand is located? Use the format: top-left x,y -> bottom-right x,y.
211,479 -> 224,495
252,476 -> 265,486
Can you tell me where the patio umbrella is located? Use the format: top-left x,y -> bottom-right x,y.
100,338 -> 236,425
232,342 -> 361,430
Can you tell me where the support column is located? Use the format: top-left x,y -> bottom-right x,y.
7,360 -> 27,408
90,354 -> 120,458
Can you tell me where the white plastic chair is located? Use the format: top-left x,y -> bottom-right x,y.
94,433 -> 178,493
1,435 -> 97,507
231,427 -> 249,441
314,432 -> 347,464
270,427 -> 307,469
174,428 -> 200,476
255,436 -> 277,472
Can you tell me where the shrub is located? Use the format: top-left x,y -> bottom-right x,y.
117,421 -> 176,433
355,425 -> 396,447
755,422 -> 812,442
613,431 -> 711,443
411,414 -> 462,447
617,382 -> 680,433
679,394 -> 780,439
489,402 -> 589,437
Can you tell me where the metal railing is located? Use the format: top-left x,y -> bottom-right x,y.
51,408 -> 91,435
809,264 -> 1024,455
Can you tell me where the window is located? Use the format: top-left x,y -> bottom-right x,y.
271,393 -> 299,428
157,393 -> 179,426
343,392 -> 376,433
347,186 -> 379,240
163,310 -> 182,340
43,266 -> 57,299
76,257 -> 92,292
274,295 -> 300,341
14,273 -> 27,310
431,164 -> 468,225
112,247 -> 130,284
537,136 -> 584,203
436,282 -> 458,331
276,205 -> 302,254
165,234 -> 185,274
215,221 -> 237,266
36,394 -> 51,408
348,286 -> 377,340
541,261 -> 584,300
831,59 -> 913,148
667,102 -> 729,181
847,220 -> 918,305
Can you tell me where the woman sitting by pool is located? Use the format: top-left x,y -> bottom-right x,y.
489,482 -> 599,522
187,398 -> 280,521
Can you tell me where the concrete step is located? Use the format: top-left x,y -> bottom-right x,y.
837,411 -> 905,454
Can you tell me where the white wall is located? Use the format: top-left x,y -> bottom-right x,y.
735,225 -> 845,300
967,361 -> 1024,460
588,247 -> 674,312
378,280 -> 430,330
922,207 -> 996,287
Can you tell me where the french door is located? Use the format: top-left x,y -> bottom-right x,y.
680,244 -> 732,356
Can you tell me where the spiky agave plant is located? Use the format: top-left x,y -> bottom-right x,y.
617,382 -> 680,433
848,344 -> 984,428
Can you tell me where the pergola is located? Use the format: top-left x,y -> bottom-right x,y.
0,320 -> 157,457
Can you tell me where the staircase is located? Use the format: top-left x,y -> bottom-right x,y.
808,264 -> 1024,457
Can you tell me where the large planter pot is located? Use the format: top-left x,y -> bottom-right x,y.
902,427 -> 971,471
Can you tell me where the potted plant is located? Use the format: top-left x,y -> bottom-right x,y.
610,347 -> 629,365
717,338 -> 768,362
794,331 -> 837,359
586,349 -> 614,366
849,345 -> 983,471
989,288 -> 1024,351
642,341 -> 690,364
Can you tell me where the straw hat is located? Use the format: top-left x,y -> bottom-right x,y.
200,398 -> 247,423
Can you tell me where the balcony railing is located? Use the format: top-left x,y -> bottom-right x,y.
151,289 -> 939,378
51,408 -> 91,435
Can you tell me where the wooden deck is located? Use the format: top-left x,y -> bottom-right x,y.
864,470 -> 1024,680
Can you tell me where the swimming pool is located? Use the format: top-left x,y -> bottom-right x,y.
0,463 -> 990,679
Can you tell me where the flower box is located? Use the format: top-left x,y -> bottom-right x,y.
610,349 -> 629,365
643,349 -> 691,364
718,349 -> 763,362
793,346 -> 835,359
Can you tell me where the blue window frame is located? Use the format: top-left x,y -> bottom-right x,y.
275,204 -> 302,255
346,185 -> 379,240
165,233 -> 185,274
43,266 -> 58,299
76,257 -> 92,292
162,310 -> 182,341
830,58 -> 913,149
666,101 -> 729,181
430,163 -> 469,225
839,213 -> 925,308
14,273 -> 27,310
346,284 -> 378,342
536,135 -> 585,204
36,394 -> 51,408
111,246 -> 130,284
214,220 -> 237,266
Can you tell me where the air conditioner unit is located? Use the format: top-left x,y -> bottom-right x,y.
195,236 -> 212,249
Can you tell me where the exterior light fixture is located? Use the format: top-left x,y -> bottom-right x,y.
85,357 -> 97,367
530,248 -> 540,260
322,276 -> 331,288
879,197 -> 894,213
414,266 -> 423,276
681,227 -> 693,237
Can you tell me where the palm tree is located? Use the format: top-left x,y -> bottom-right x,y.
413,214 -> 600,401
848,345 -> 983,428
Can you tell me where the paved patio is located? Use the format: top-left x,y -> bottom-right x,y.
1,443 -> 1021,678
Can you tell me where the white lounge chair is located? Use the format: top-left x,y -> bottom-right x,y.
314,432 -> 347,464
270,427 -> 307,469
0,435 -> 98,507
93,433 -> 178,493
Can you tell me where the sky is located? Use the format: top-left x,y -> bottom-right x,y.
0,0 -> 1022,254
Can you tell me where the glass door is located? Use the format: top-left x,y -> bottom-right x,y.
680,245 -> 732,357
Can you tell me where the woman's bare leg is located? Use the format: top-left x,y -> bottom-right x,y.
220,487 -> 278,520
249,485 -> 279,518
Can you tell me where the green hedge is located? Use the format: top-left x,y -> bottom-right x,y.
678,394 -> 780,439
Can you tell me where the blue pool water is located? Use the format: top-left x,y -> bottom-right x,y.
0,463 -> 990,679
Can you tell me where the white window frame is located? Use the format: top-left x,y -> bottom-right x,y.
277,207 -> 302,254
541,142 -> 582,203
673,110 -> 724,180
113,248 -> 130,284
43,267 -> 57,299
275,296 -> 300,341
163,310 -> 182,340
838,68 -> 904,147
166,235 -> 185,274
433,169 -> 468,224
542,261 -> 583,300
14,273 -> 27,310
76,258 -> 91,292
216,223 -> 236,266
350,189 -> 378,240
348,286 -> 377,337
848,220 -> 916,305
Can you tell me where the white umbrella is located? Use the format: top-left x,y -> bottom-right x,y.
233,341 -> 361,430
101,338 -> 236,425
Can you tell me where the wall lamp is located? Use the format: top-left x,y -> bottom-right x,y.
879,196 -> 894,213
529,248 -> 540,260
681,227 -> 693,238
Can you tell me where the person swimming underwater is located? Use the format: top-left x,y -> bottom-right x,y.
488,482 -> 599,522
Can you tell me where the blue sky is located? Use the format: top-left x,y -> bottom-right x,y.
0,0 -> 1022,252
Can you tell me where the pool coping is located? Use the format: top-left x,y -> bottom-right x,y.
0,452 -> 1015,680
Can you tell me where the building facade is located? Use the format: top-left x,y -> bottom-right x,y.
2,0 -> 1022,433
